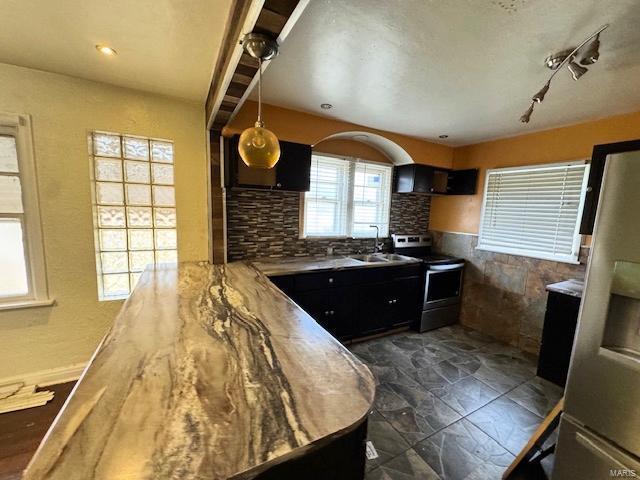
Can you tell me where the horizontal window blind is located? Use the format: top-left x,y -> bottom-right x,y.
351,161 -> 391,237
478,162 -> 589,263
304,155 -> 350,237
303,155 -> 392,238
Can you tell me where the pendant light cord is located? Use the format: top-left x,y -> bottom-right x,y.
257,57 -> 263,125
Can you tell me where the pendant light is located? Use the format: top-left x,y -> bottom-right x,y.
238,33 -> 281,169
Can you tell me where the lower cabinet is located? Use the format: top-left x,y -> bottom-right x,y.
270,264 -> 423,341
537,290 -> 581,387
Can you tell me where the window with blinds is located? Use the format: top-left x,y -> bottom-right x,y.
477,161 -> 590,263
303,154 -> 392,238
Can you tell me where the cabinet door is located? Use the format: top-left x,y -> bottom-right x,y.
537,292 -> 581,387
358,283 -> 391,335
394,165 -> 416,193
390,276 -> 422,327
270,275 -> 295,297
296,290 -> 333,332
275,141 -> 312,192
447,169 -> 478,195
331,286 -> 359,340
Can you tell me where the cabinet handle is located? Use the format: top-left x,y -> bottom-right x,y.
328,278 -> 334,284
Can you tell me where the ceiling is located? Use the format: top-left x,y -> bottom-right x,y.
255,0 -> 640,146
0,0 -> 232,102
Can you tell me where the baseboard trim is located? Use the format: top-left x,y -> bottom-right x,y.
0,363 -> 86,414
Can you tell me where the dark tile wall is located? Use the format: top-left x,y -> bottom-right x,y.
431,231 -> 589,356
226,189 -> 431,261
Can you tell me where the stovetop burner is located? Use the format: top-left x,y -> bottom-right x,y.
391,234 -> 464,266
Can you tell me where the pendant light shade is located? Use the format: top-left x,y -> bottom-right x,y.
238,33 -> 280,169
238,121 -> 281,169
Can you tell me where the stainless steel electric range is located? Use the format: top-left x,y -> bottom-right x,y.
392,234 -> 465,332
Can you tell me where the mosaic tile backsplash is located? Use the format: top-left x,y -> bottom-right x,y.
226,189 -> 431,261
431,231 -> 590,356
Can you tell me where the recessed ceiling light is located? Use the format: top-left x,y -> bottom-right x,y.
320,103 -> 333,110
95,44 -> 117,56
439,134 -> 449,139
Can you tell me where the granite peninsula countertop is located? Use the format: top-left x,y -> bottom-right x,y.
252,254 -> 421,276
24,262 -> 375,480
546,278 -> 584,298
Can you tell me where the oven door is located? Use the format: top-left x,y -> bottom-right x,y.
424,264 -> 464,309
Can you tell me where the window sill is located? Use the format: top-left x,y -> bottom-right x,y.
475,245 -> 581,265
0,298 -> 56,312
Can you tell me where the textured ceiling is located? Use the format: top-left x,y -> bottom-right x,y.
0,0 -> 232,101
255,0 -> 640,145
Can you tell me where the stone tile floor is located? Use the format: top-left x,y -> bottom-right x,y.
349,324 -> 563,480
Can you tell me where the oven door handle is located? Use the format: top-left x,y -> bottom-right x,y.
428,263 -> 465,271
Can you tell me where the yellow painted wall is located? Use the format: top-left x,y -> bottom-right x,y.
0,63 -> 209,379
429,111 -> 640,234
224,101 -> 453,168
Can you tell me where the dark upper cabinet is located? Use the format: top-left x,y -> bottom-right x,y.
579,139 -> 640,234
395,164 -> 448,194
446,168 -> 478,195
394,164 -> 477,195
224,134 -> 312,192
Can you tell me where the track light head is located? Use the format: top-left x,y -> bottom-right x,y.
580,34 -> 600,65
520,102 -> 535,123
532,81 -> 550,103
568,61 -> 588,80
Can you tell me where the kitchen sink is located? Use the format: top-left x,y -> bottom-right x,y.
349,254 -> 389,263
379,254 -> 408,261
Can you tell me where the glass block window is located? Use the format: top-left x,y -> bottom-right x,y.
90,132 -> 177,300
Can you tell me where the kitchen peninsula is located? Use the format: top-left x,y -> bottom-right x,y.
23,262 -> 375,480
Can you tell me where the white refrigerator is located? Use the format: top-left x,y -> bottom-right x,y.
554,150 -> 640,478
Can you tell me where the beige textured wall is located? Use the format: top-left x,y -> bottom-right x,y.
0,63 -> 209,379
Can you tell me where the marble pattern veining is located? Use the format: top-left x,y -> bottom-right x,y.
252,254 -> 420,277
24,262 -> 375,480
545,278 -> 584,298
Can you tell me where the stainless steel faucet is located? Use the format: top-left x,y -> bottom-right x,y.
369,225 -> 384,253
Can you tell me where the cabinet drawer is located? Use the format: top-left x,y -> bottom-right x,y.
294,270 -> 360,292
359,264 -> 422,284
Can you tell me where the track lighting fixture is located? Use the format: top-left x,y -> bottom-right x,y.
520,24 -> 608,124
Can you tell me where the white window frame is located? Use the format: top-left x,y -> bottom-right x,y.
0,112 -> 51,310
477,160 -> 590,264
301,153 -> 392,239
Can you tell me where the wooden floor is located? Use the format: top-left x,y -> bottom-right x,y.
0,382 -> 75,480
